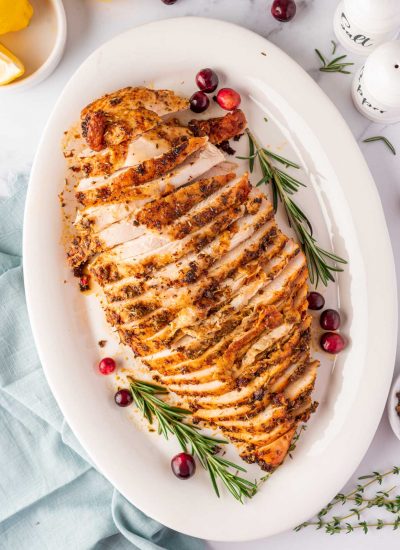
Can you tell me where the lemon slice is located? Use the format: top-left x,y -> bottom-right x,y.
0,43 -> 24,85
0,0 -> 34,35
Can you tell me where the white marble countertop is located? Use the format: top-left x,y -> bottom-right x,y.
0,0 -> 399,548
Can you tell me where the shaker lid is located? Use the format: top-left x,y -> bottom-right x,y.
363,41 -> 400,106
345,0 -> 400,33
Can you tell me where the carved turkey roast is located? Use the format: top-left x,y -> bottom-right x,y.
65,86 -> 318,472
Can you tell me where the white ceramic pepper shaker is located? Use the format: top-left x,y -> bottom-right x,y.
334,0 -> 400,55
352,40 -> 400,123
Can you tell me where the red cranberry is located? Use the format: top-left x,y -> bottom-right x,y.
271,0 -> 297,22
307,291 -> 325,311
216,88 -> 241,111
161,0 -> 177,4
190,91 -> 210,113
79,275 -> 90,292
114,389 -> 133,407
320,332 -> 346,354
171,452 -> 196,479
98,357 -> 116,375
320,309 -> 341,331
196,68 -> 219,93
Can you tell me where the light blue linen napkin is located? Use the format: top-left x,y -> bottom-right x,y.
0,174 -> 204,550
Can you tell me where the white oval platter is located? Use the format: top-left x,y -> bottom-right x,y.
23,17 -> 397,542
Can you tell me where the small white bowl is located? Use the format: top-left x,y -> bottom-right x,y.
388,372 -> 400,440
0,0 -> 66,93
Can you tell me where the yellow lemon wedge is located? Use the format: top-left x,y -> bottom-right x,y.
0,0 -> 33,35
0,43 -> 25,85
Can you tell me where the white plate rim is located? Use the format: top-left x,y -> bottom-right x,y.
23,17 -> 398,542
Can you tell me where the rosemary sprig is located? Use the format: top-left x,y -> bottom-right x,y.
363,135 -> 396,155
128,377 -> 257,502
241,130 -> 347,286
315,47 -> 354,74
295,467 -> 400,534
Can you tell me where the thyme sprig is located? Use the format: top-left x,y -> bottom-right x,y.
288,425 -> 307,458
363,135 -> 396,155
315,47 -> 354,74
295,467 -> 400,534
240,130 -> 347,286
128,377 -> 257,502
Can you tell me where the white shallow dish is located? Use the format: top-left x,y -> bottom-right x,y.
0,0 -> 66,93
23,18 -> 397,542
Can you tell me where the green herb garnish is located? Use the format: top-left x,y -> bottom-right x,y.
315,47 -> 354,74
239,130 -> 347,286
363,135 -> 396,155
128,377 -> 257,502
295,467 -> 400,534
288,425 -> 307,458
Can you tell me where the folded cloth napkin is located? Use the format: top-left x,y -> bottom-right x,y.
0,174 -> 204,550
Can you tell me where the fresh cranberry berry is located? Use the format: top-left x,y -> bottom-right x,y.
216,88 -> 241,111
171,452 -> 196,479
189,91 -> 209,113
307,291 -> 325,311
98,357 -> 116,375
271,0 -> 297,22
79,275 -> 90,292
320,332 -> 346,354
114,389 -> 133,407
161,0 -> 177,4
196,68 -> 219,93
320,309 -> 341,331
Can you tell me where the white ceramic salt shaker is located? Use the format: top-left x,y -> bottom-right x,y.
334,0 -> 400,55
352,40 -> 400,123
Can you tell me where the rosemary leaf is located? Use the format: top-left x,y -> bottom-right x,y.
271,182 -> 278,212
331,40 -> 337,55
235,154 -> 258,160
247,131 -> 255,172
315,49 -> 326,67
262,148 -> 301,169
329,54 -> 347,64
256,173 -> 272,187
363,135 -> 396,155
320,67 -> 352,75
